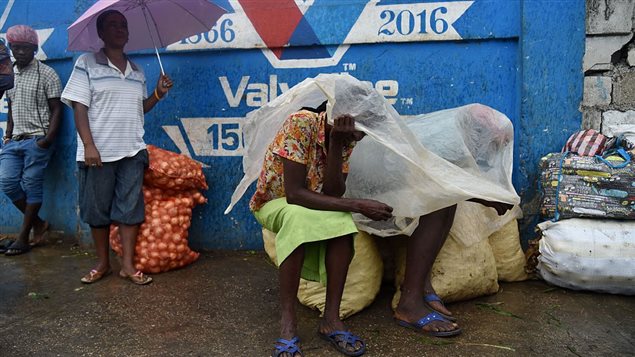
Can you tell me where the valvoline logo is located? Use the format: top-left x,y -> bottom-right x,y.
236,0 -> 365,67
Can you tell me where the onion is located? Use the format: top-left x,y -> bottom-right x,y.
110,145 -> 208,274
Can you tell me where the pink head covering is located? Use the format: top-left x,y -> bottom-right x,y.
6,25 -> 38,46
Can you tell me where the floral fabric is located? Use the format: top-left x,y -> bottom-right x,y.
249,110 -> 355,211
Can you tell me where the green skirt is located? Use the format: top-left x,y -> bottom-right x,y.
254,197 -> 358,283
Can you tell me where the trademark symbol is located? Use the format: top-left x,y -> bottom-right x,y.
343,63 -> 357,71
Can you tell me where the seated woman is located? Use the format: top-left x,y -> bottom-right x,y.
251,101 -> 511,357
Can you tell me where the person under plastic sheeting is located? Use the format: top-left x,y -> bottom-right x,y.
229,74 -> 520,356
249,100 -> 514,357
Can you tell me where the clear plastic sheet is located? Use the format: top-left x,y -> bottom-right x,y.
226,73 -> 520,237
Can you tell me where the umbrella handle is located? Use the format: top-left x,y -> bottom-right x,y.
154,46 -> 165,76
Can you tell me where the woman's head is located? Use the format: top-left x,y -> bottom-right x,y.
96,10 -> 128,49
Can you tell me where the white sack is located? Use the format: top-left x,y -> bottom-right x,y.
226,73 -> 520,236
537,218 -> 635,295
488,219 -> 529,282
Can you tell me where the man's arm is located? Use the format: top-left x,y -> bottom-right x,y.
467,198 -> 514,216
38,98 -> 61,148
3,99 -> 13,144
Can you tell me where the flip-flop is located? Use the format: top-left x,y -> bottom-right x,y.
318,330 -> 366,356
396,311 -> 462,337
424,293 -> 457,322
29,221 -> 50,247
0,238 -> 14,254
272,336 -> 303,357
119,270 -> 153,285
4,240 -> 31,256
80,269 -> 112,284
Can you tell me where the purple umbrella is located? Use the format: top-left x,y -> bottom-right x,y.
67,0 -> 227,73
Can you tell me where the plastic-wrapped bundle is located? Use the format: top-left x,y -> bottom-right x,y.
225,73 -> 520,237
537,219 -> 635,295
539,153 -> 635,219
347,103 -> 518,236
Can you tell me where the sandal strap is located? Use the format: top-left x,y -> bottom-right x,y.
424,293 -> 443,304
274,336 -> 301,354
414,312 -> 449,328
328,330 -> 362,346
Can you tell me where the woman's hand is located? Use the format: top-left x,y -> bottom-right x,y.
155,74 -> 173,97
330,114 -> 365,144
83,143 -> 102,167
353,199 -> 394,221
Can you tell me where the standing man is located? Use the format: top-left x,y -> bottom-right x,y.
61,10 -> 172,285
0,25 -> 62,256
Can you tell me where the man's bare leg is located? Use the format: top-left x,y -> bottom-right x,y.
394,205 -> 459,334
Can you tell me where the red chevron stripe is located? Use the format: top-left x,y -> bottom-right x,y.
238,0 -> 303,59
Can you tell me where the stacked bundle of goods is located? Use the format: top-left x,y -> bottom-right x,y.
110,145 -> 208,273
537,130 -> 635,295
540,152 -> 635,219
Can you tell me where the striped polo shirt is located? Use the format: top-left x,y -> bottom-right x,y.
61,50 -> 148,162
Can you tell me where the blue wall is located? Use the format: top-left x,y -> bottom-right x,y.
0,0 -> 584,249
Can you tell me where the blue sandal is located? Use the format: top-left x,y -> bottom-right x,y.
424,293 -> 457,322
396,311 -> 462,337
318,330 -> 366,356
272,336 -> 303,357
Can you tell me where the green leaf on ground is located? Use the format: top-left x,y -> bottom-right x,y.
475,302 -> 524,319
545,310 -> 563,328
566,345 -> 582,357
542,287 -> 560,293
462,343 -> 516,351
61,251 -> 95,258
27,292 -> 49,299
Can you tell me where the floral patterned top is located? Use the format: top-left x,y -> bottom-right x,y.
249,110 -> 356,211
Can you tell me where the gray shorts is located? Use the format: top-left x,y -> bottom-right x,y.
78,150 -> 148,227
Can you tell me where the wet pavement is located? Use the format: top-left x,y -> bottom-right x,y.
0,235 -> 634,357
